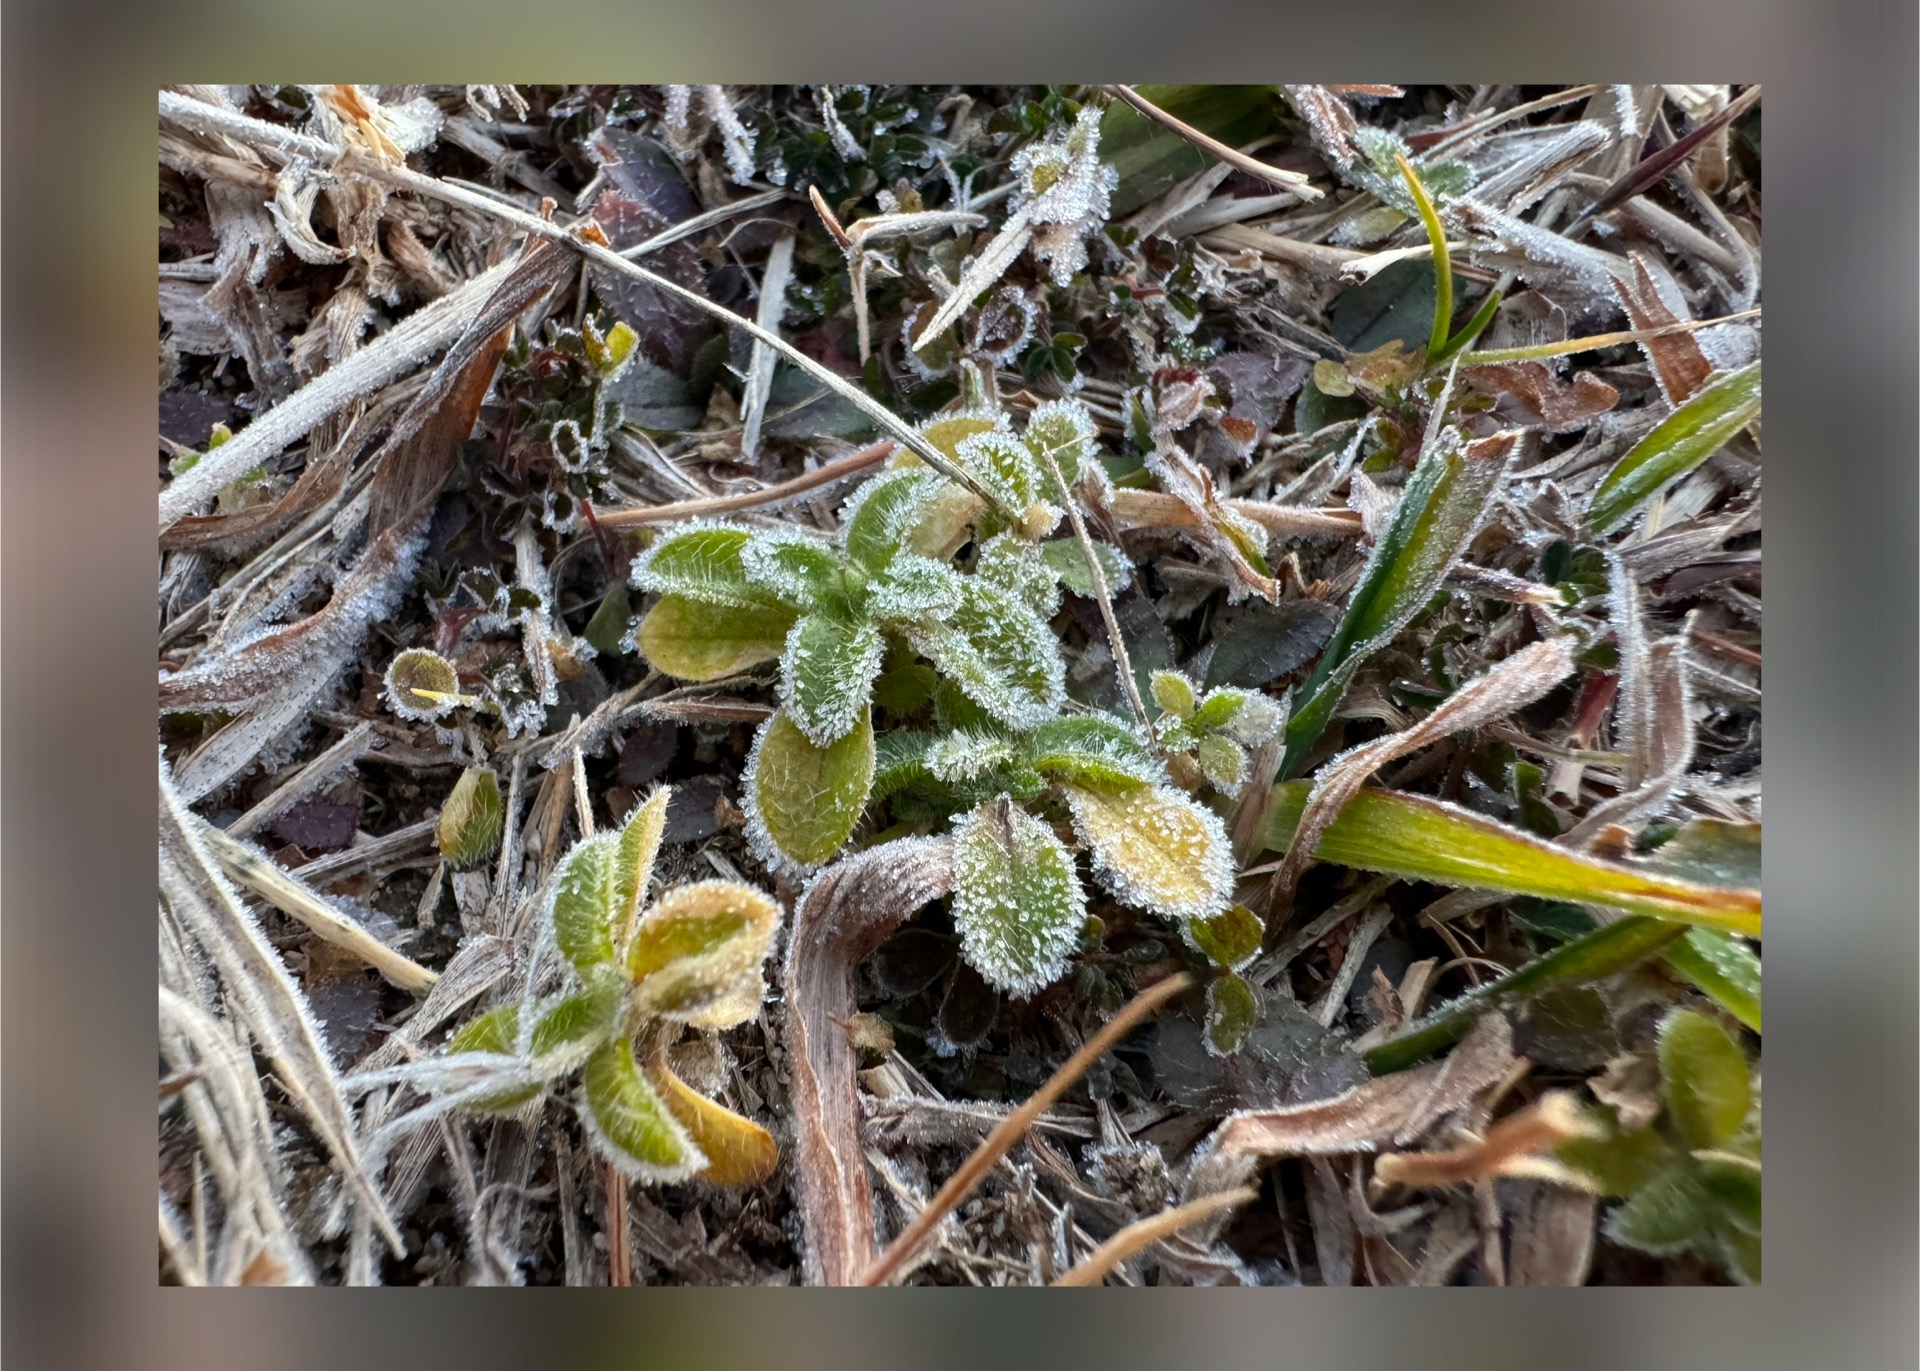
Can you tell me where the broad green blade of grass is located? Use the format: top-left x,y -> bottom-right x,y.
1099,85 -> 1279,216
1262,780 -> 1762,936
1661,929 -> 1762,1033
1279,429 -> 1517,777
1364,915 -> 1686,1073
1586,361 -> 1761,535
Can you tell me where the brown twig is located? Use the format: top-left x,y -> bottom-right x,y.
1102,86 -> 1322,200
857,971 -> 1196,1286
597,441 -> 896,529
1052,1187 -> 1258,1286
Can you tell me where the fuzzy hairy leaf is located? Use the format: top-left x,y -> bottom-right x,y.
950,797 -> 1087,996
437,766 -> 503,869
1150,670 -> 1197,719
1262,781 -> 1762,937
649,1058 -> 779,1186
1587,362 -> 1761,535
842,469 -> 947,573
631,523 -> 782,609
1657,1008 -> 1752,1151
445,989 -> 615,1112
636,593 -> 796,681
612,788 -> 670,952
925,729 -> 1022,784
629,879 -> 782,1028
1604,1163 -> 1710,1255
384,648 -> 463,722
780,613 -> 885,746
581,1039 -> 704,1183
978,534 -> 1063,618
1195,734 -> 1248,793
1281,429 -> 1518,775
745,708 -> 876,871
919,409 -> 1009,463
871,729 -> 940,801
742,531 -> 855,612
1023,398 -> 1099,489
957,429 -> 1046,514
912,578 -> 1065,730
1023,714 -> 1159,792
867,554 -> 963,622
1063,782 -> 1234,922
549,833 -> 624,976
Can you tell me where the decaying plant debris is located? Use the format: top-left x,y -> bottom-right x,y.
158,84 -> 1762,1287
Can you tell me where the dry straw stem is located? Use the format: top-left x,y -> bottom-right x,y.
1102,85 -> 1322,200
598,440 -> 896,529
1372,1091 -> 1597,1191
195,820 -> 440,993
858,970 -> 1196,1286
155,91 -> 1014,523
1052,1186 -> 1259,1286
1109,488 -> 1362,539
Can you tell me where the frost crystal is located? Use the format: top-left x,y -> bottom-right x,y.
1063,783 -> 1234,923
1011,105 -> 1117,287
740,529 -> 845,610
868,554 -> 962,622
631,520 -> 779,609
950,797 -> 1086,997
777,614 -> 884,747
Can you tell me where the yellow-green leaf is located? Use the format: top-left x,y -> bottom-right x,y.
648,1058 -> 779,1186
1658,1008 -> 1752,1151
437,766 -> 503,870
1262,781 -> 1762,936
628,880 -> 782,1028
612,788 -> 670,955
1191,903 -> 1264,971
745,708 -> 876,870
950,796 -> 1086,997
636,593 -> 797,681
1661,930 -> 1762,1033
549,834 -> 622,975
581,1040 -> 704,1183
1587,362 -> 1761,535
1063,782 -> 1234,922
1205,972 -> 1259,1056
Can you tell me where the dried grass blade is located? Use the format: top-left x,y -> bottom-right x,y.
1105,85 -> 1320,198
738,231 -> 796,464
858,971 -> 1195,1286
160,759 -> 405,1254
1051,1187 -> 1258,1286
1274,638 -> 1576,901
784,839 -> 956,1286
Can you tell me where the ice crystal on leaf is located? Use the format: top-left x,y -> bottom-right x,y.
1063,782 -> 1235,923
1012,104 -> 1117,288
950,796 -> 1087,996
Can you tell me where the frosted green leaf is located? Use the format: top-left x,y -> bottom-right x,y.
1190,904 -> 1264,971
611,788 -> 670,952
636,593 -> 797,681
925,729 -> 1021,784
1188,686 -> 1252,734
741,531 -> 854,612
1023,715 -> 1159,792
1205,973 -> 1259,1056
1661,930 -> 1762,1033
1150,671 -> 1197,719
549,834 -> 623,975
384,648 -> 463,723
912,579 -> 1065,731
950,796 -> 1087,997
437,766 -> 504,869
445,989 -> 614,1112
628,880 -> 782,1029
978,534 -> 1062,619
1040,538 -> 1132,598
871,730 -> 940,802
1657,1008 -> 1752,1151
1023,397 -> 1098,488
1605,1164 -> 1710,1255
842,469 -> 947,572
580,1039 -> 705,1183
1195,734 -> 1248,794
779,613 -> 884,746
867,554 -> 962,623
744,708 -> 876,872
956,430 -> 1044,512
631,522 -> 781,609
1219,690 -> 1283,746
918,408 -> 1009,464
1063,782 -> 1234,923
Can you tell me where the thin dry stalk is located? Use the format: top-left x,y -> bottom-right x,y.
1052,1187 -> 1258,1286
598,440 -> 895,528
1102,86 -> 1321,199
858,971 -> 1196,1286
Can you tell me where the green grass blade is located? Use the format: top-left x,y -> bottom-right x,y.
1279,429 -> 1517,776
1393,152 -> 1452,369
1364,915 -> 1685,1073
1586,362 -> 1761,535
1660,929 -> 1762,1033
1261,780 -> 1762,936
1430,289 -> 1503,367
